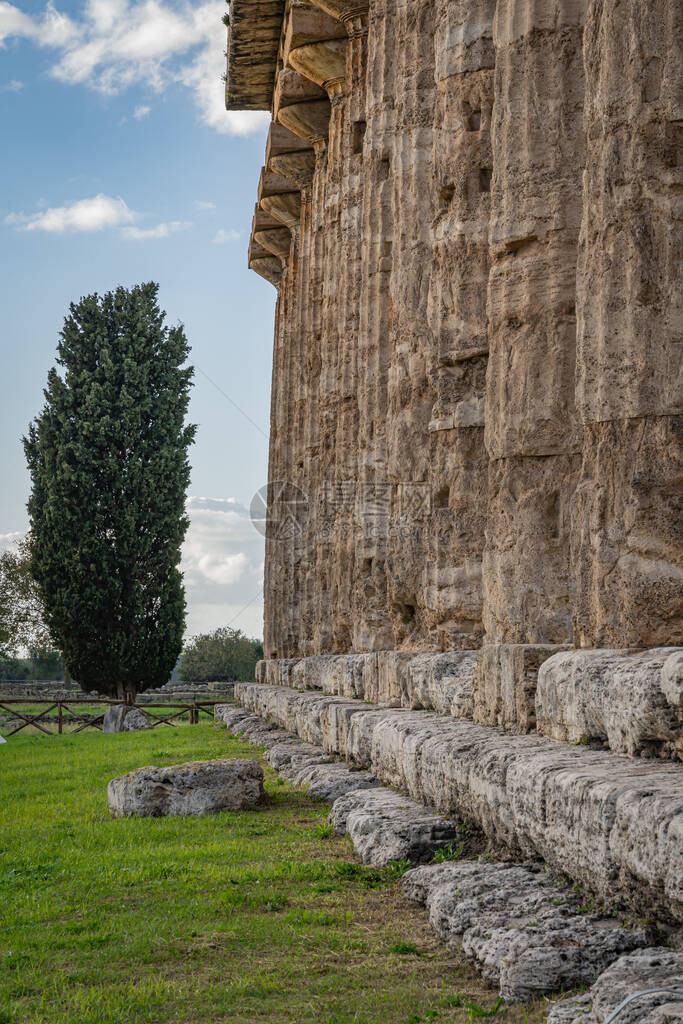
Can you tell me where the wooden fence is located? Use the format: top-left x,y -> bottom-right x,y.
0,699 -> 216,736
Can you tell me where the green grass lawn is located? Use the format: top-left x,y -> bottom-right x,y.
0,722 -> 557,1024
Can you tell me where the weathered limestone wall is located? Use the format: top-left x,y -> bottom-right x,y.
228,0 -> 681,737
573,0 -> 683,649
473,0 -> 588,726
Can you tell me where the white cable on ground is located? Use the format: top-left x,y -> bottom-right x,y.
603,986 -> 683,1023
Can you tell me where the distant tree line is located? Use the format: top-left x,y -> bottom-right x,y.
180,627 -> 263,683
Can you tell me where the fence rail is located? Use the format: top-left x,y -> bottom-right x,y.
0,699 -> 216,736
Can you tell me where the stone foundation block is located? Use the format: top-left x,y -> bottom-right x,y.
403,861 -> 649,1003
537,647 -> 683,758
329,787 -> 464,867
407,651 -> 475,717
255,651 -> 476,717
473,643 -> 571,732
234,683 -> 683,920
262,658 -> 300,687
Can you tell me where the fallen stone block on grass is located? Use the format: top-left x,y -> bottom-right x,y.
108,759 -> 264,817
330,787 -> 464,868
547,946 -> 683,1023
103,705 -> 151,732
403,860 -> 650,1003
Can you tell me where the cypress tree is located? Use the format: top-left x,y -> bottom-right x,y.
24,283 -> 196,700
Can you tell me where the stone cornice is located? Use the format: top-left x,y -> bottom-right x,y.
224,0 -> 285,111
248,255 -> 283,286
254,227 -> 292,258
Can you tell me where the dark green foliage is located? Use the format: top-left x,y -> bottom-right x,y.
0,652 -> 28,683
180,626 -> 263,682
28,648 -> 64,681
24,283 -> 196,699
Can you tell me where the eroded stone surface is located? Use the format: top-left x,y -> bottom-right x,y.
473,644 -> 570,733
329,786 -> 464,867
256,651 -> 475,717
536,648 -> 683,758
234,683 -> 683,921
232,0 -> 681,676
108,759 -> 264,817
287,761 -> 380,801
547,947 -> 683,1024
403,860 -> 649,1002
406,652 -> 475,716
217,703 -> 381,801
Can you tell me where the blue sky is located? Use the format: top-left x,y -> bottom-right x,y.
0,0 -> 276,639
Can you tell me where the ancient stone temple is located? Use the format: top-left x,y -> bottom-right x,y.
223,0 -> 683,976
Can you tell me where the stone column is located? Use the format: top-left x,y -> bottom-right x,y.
289,0 -> 374,655
424,0 -> 496,651
573,0 -> 683,648
474,0 -> 587,730
383,0 -> 437,650
353,0 -> 396,652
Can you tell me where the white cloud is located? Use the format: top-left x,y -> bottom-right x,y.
0,500 -> 265,639
195,199 -> 215,211
0,0 -> 270,136
182,497 -> 262,585
121,218 -> 190,240
212,227 -> 240,244
4,78 -> 24,91
0,531 -> 23,553
184,600 -> 263,640
181,495 -> 264,635
133,102 -> 150,118
5,193 -> 134,233
5,195 -> 194,241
